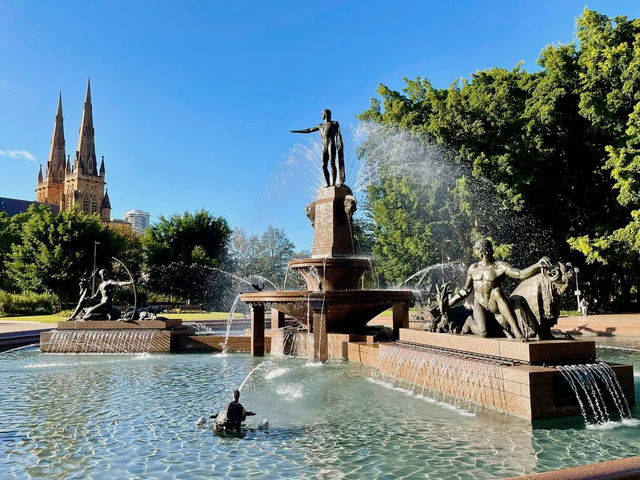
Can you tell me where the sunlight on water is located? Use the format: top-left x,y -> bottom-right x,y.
0,340 -> 637,479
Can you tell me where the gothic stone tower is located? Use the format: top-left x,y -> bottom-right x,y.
35,93 -> 66,207
36,79 -> 110,222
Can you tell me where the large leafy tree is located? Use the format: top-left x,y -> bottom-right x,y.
566,11 -> 640,306
0,211 -> 30,290
252,226 -> 296,288
142,209 -> 231,304
360,8 -> 640,308
6,205 -> 128,301
229,226 -> 300,289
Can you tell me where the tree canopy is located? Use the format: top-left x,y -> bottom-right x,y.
4,206 -> 130,301
142,209 -> 231,304
359,8 -> 640,308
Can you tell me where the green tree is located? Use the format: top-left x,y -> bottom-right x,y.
142,209 -> 231,304
360,8 -> 640,308
0,211 -> 30,290
6,206 -> 127,301
252,226 -> 295,287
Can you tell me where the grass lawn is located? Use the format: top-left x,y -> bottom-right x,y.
0,315 -> 61,324
0,312 -> 245,324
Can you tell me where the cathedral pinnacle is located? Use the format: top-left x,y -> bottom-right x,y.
76,78 -> 97,175
45,92 -> 66,183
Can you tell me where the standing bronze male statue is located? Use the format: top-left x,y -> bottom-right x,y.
291,109 -> 345,187
449,239 -> 550,339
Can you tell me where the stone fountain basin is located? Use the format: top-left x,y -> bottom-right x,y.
240,289 -> 414,332
289,257 -> 372,291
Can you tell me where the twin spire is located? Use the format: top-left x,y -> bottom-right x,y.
41,79 -> 102,182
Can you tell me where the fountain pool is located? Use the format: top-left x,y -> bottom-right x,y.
1,343 -> 639,479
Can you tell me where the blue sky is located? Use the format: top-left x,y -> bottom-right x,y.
1,0 -> 639,250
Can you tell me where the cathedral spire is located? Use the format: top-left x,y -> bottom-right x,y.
37,164 -> 43,183
76,78 -> 97,175
46,92 -> 66,183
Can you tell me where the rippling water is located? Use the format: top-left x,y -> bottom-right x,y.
0,341 -> 638,479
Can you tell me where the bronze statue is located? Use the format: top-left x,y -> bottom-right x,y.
68,275 -> 93,320
72,268 -> 132,320
291,109 -> 345,187
509,262 -> 574,339
448,239 -> 550,339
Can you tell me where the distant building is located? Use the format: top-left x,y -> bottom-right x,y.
0,197 -> 59,216
123,209 -> 151,234
35,80 -> 111,222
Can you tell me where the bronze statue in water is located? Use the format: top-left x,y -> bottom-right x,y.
448,239 -> 550,339
291,109 -> 345,187
69,268 -> 132,321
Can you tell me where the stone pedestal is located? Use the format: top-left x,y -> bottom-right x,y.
311,186 -> 355,257
271,308 -> 285,329
250,304 -> 265,356
312,309 -> 329,362
392,303 -> 409,339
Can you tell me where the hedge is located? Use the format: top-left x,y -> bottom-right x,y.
0,291 -> 61,317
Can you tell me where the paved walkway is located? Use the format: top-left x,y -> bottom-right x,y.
555,313 -> 640,336
0,320 -> 54,347
0,319 -> 54,333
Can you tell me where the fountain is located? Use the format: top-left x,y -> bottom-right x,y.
240,110 -> 414,361
240,111 -> 634,422
37,111 -> 634,425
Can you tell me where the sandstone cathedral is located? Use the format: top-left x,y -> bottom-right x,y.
35,79 -> 111,222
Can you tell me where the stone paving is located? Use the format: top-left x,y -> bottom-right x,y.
0,319 -> 53,334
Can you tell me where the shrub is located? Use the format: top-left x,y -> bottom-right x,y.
0,291 -> 60,316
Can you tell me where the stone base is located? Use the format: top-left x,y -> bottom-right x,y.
266,329 -> 375,358
40,329 -> 177,353
371,342 -> 634,421
173,335 -> 271,353
40,319 -> 191,353
57,319 -> 182,329
399,329 -> 596,365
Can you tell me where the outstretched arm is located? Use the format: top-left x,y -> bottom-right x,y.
290,125 -> 320,134
115,280 -> 133,287
503,257 -> 550,280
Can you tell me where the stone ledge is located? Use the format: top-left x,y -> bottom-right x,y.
399,329 -> 596,364
57,319 -> 182,330
174,335 -> 271,353
503,455 -> 640,479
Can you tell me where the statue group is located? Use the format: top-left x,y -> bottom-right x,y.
427,239 -> 574,340
69,269 -> 132,321
68,266 -> 167,322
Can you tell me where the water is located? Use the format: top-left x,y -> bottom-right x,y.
0,340 -> 638,479
222,294 -> 243,353
44,329 -> 155,353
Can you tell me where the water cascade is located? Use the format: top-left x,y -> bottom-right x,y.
375,343 -> 504,414
557,362 -> 634,426
45,329 -> 155,354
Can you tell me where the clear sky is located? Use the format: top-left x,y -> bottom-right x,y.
1,0 -> 639,250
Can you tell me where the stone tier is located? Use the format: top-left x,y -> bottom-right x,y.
57,319 -> 182,329
289,257 -> 371,291
40,319 -> 192,353
373,342 -> 634,421
241,289 -> 414,334
399,329 -> 596,365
